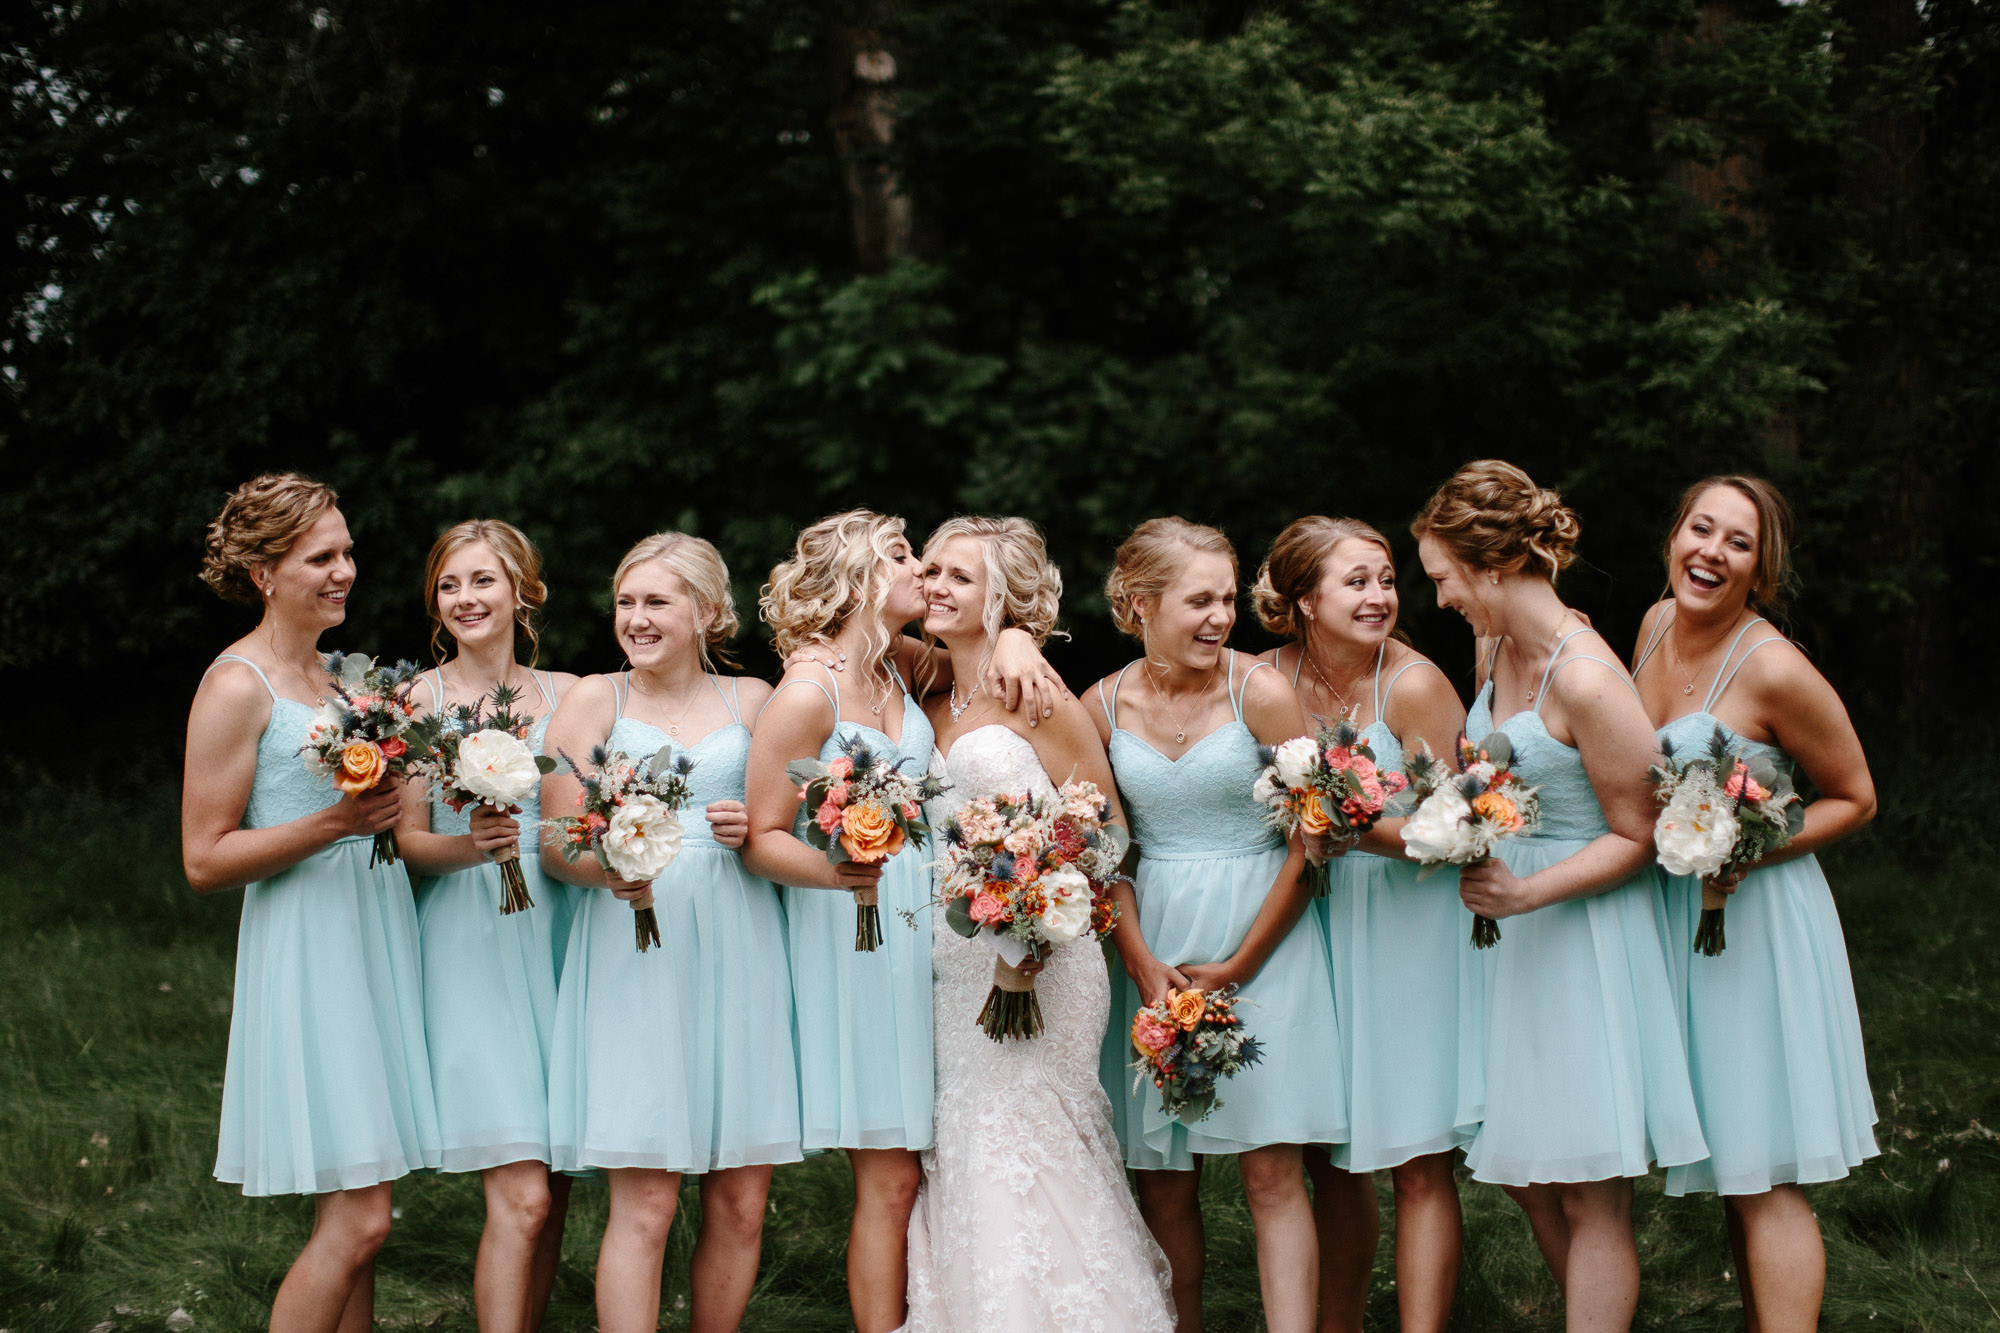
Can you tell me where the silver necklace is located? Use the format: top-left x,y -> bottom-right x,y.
948,681 -> 977,722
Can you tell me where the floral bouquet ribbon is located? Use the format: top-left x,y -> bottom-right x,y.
788,737 -> 941,951
1398,732 -> 1541,948
1650,724 -> 1804,955
545,744 -> 695,951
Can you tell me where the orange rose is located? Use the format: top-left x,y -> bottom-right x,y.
333,740 -> 388,794
838,800 -> 906,863
1297,789 -> 1332,837
1165,988 -> 1207,1031
1470,790 -> 1520,832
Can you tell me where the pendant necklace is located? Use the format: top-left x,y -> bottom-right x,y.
1522,611 -> 1573,704
1300,644 -> 1357,722
1147,659 -> 1218,746
630,670 -> 702,736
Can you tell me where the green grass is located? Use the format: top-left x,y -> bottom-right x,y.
3,803 -> 1996,1330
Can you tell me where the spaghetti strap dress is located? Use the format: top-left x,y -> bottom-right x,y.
1309,648 -> 1484,1170
1634,613 -> 1880,1195
781,670 -> 937,1152
415,671 -> 577,1173
1461,633 -> 1706,1185
208,654 -> 441,1196
1097,653 -> 1349,1169
547,674 -> 803,1172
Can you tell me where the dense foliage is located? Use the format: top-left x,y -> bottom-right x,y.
5,0 -> 1994,748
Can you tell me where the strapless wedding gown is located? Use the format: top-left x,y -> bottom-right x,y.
903,725 -> 1174,1333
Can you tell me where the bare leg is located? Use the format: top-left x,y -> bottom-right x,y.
270,1183 -> 393,1333
1502,1182 -> 1571,1294
1304,1147 -> 1378,1333
527,1173 -> 571,1330
595,1168 -> 682,1333
474,1160 -> 554,1333
847,1149 -> 920,1333
1239,1145 -> 1318,1333
1136,1167 -> 1205,1333
690,1166 -> 775,1333
1388,1153 -> 1462,1333
1727,1187 -> 1824,1333
1553,1179 -> 1637,1332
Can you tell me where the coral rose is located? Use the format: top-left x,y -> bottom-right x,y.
968,890 -> 1008,926
1132,1010 -> 1176,1057
333,740 -> 388,794
1166,988 -> 1207,1031
839,800 -> 906,863
1297,789 -> 1332,837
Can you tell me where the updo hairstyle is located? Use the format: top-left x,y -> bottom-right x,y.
1104,517 -> 1237,642
1410,459 -> 1580,582
199,472 -> 340,605
616,531 -> 742,669
1251,516 -> 1397,640
759,509 -> 908,666
923,515 -> 1067,650
1663,475 -> 1796,616
423,519 -> 549,667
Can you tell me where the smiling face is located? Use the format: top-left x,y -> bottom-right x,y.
1668,484 -> 1761,616
433,540 -> 518,655
614,560 -> 708,671
1418,533 -> 1490,637
264,507 -> 354,630
1142,549 -> 1237,669
922,534 -> 988,642
1303,536 -> 1398,649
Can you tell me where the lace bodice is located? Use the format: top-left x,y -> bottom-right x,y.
243,699 -> 343,830
926,725 -> 1056,830
1102,656 -> 1283,857
1467,676 -> 1613,843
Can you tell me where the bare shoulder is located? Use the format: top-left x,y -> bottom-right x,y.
1729,627 -> 1822,704
1633,599 -> 1675,656
1380,645 -> 1459,708
758,666 -> 840,727
543,669 -> 583,704
1237,650 -> 1296,705
1253,643 -> 1292,671
191,656 -> 274,720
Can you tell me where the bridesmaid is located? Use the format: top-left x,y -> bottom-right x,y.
1412,460 -> 1705,1332
1632,476 -> 1878,1330
742,509 -> 1054,1333
1089,517 -> 1346,1333
1251,516 -> 1477,1333
538,533 -> 793,1333
396,520 -> 576,1333
182,473 -> 439,1333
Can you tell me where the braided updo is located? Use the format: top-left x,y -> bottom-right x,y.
1410,459 -> 1580,582
199,473 -> 340,604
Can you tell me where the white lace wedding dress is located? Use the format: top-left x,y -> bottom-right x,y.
904,725 -> 1175,1332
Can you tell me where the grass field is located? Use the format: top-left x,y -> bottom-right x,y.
2,797 -> 1996,1331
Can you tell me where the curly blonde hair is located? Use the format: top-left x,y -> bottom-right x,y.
1410,459 -> 1580,582
423,519 -> 549,667
199,473 -> 340,605
616,532 -> 741,669
923,515 -> 1066,678
1662,475 -> 1796,617
760,510 -> 909,673
1251,516 -> 1396,640
1104,517 -> 1237,641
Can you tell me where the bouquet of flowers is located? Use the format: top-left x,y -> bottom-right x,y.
418,684 -> 557,914
545,744 -> 696,952
300,652 -> 431,868
1129,984 -> 1263,1124
788,737 -> 942,952
937,780 -> 1128,1041
1650,724 -> 1804,955
1398,733 -> 1542,948
1253,716 -> 1409,895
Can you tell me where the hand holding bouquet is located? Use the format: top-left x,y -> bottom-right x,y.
937,781 -> 1127,1041
1129,984 -> 1263,1124
300,652 -> 431,867
1398,732 -> 1541,948
1253,716 -> 1409,895
546,745 -> 696,952
418,684 -> 557,914
1650,725 -> 1804,955
788,738 -> 942,951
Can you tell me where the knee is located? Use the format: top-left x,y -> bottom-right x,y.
1391,1157 -> 1457,1208
704,1180 -> 771,1247
1136,1171 -> 1201,1219
492,1174 -> 553,1238
857,1158 -> 921,1217
1238,1149 -> 1307,1211
613,1176 -> 683,1247
324,1197 -> 393,1265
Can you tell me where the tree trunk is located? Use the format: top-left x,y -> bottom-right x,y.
831,10 -> 913,273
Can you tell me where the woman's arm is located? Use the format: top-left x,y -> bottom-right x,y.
740,675 -> 883,892
1357,658 -> 1466,858
537,674 -> 638,893
1741,640 -> 1876,866
181,664 -> 399,893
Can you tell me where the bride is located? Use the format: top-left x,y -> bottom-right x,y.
904,516 -> 1176,1332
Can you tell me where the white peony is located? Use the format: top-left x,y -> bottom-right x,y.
456,729 -> 542,806
1039,866 -> 1094,942
1400,782 -> 1477,864
1654,771 -> 1738,878
1273,736 -> 1321,791
603,794 -> 684,881
1252,769 -> 1284,806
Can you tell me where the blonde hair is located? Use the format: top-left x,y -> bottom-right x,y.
1104,517 -> 1237,641
923,515 -> 1066,678
1663,475 -> 1797,616
199,472 -> 340,605
1251,516 -> 1396,640
423,519 -> 548,667
760,509 -> 910,669
615,532 -> 741,669
1410,459 -> 1580,582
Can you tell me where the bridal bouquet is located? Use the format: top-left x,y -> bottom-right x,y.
789,737 -> 942,952
546,744 -> 696,952
937,781 -> 1127,1041
1129,984 -> 1263,1124
1399,733 -> 1541,948
419,684 -> 557,914
1253,716 -> 1408,895
1650,724 -> 1803,955
300,652 -> 430,868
